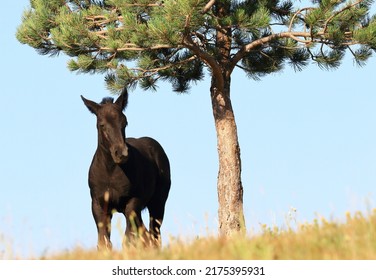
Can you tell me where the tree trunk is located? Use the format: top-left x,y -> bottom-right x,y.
210,76 -> 245,236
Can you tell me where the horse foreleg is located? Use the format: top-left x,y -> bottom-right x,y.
124,199 -> 149,247
92,199 -> 112,251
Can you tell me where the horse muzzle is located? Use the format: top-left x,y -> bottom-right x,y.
112,146 -> 129,164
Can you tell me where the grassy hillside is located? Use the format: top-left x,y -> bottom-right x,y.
45,210 -> 376,260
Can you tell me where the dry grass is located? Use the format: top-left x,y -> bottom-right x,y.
39,209 -> 376,260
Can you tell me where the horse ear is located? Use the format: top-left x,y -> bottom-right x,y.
81,95 -> 100,115
115,88 -> 128,111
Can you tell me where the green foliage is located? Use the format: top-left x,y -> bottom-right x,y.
302,0 -> 376,69
354,14 -> 376,49
16,0 -> 376,93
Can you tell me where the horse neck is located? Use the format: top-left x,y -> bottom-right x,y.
95,139 -> 117,171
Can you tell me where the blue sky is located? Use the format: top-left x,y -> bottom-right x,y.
1,1 -> 376,258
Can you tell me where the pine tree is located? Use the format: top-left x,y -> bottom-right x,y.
17,0 -> 376,236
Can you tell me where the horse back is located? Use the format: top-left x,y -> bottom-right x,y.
126,137 -> 171,185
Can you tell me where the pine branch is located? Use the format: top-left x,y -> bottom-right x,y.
99,44 -> 176,52
128,55 -> 198,76
288,7 -> 314,32
230,31 -> 312,72
183,33 -> 225,90
202,0 -> 215,14
323,0 -> 363,33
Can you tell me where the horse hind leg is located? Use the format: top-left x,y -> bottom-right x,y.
149,215 -> 163,247
147,196 -> 167,247
147,178 -> 170,247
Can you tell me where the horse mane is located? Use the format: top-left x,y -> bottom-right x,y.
99,88 -> 128,107
100,97 -> 114,104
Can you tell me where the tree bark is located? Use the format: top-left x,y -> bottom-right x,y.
210,76 -> 245,236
